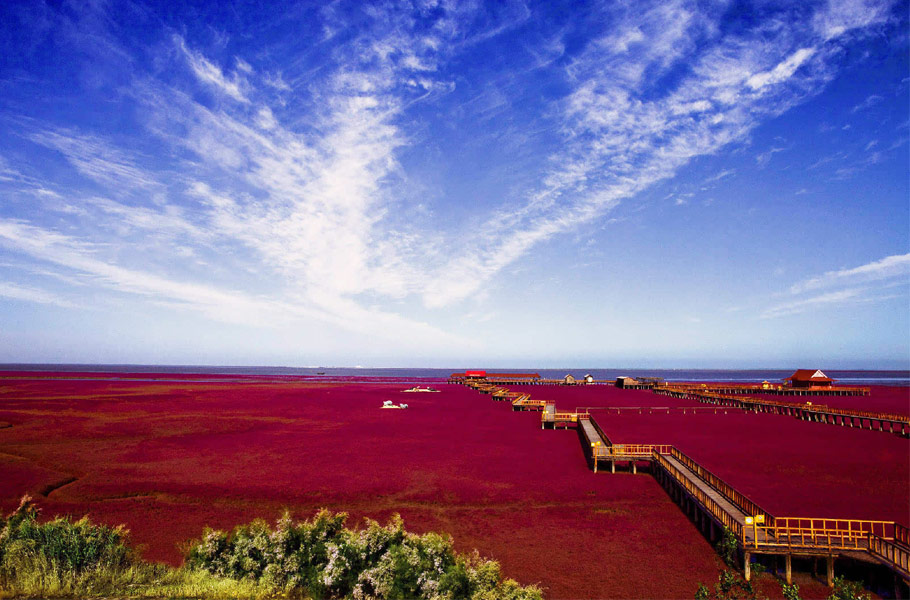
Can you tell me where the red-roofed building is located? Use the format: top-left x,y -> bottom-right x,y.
785,369 -> 834,388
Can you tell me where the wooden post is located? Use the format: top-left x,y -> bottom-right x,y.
785,554 -> 792,585
744,552 -> 751,582
632,462 -> 637,475
826,556 -> 834,587
611,460 -> 615,474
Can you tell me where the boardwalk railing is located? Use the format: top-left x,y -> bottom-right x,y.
653,451 -> 745,543
589,417 -> 613,447
594,444 -> 672,459
755,518 -> 896,552
669,448 -> 776,529
512,397 -> 547,410
795,404 -> 909,424
653,383 -> 871,396
869,535 -> 910,578
896,523 -> 910,547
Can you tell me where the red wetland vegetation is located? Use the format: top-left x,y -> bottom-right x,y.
0,372 -> 907,599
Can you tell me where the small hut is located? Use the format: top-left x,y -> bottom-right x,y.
785,369 -> 834,389
563,374 -> 577,385
584,374 -> 595,384
615,376 -> 639,389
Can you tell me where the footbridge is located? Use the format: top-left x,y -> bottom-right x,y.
459,380 -> 910,591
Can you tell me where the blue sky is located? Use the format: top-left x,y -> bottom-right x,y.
0,0 -> 907,368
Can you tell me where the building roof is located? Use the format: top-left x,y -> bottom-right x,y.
785,369 -> 834,383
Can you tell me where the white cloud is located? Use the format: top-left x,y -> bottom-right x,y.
0,218 -> 470,348
704,169 -> 736,184
761,287 -> 867,318
29,129 -> 159,190
176,35 -> 250,103
852,94 -> 884,112
790,253 -> 910,294
422,0 -> 893,307
0,281 -> 77,308
812,0 -> 892,40
746,47 -> 817,91
760,253 -> 910,318
756,146 -> 787,167
0,1 -> 898,351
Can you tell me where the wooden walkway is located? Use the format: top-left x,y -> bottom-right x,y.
655,382 -> 871,396
654,386 -> 910,437
459,378 -> 910,589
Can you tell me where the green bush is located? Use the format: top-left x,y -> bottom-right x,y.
0,494 -> 133,595
185,510 -> 544,599
0,496 -> 542,599
827,575 -> 870,600
781,582 -> 801,600
693,569 -> 759,600
716,527 -> 738,567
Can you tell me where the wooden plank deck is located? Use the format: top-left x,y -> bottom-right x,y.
659,453 -> 763,544
579,418 -> 605,447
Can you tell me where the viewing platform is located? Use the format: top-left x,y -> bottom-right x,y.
541,403 -> 589,428
511,396 -> 547,411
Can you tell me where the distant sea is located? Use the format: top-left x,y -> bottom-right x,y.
1,365 -> 908,386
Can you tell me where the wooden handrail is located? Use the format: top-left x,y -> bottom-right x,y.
670,448 -> 776,529
653,452 -> 744,542
869,534 -> 910,576
595,444 -> 672,458
771,517 -> 895,540
895,523 -> 910,548
589,417 -> 613,447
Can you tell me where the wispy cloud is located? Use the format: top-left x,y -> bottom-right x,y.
176,35 -> 250,103
704,169 -> 736,184
756,146 -> 787,167
0,281 -> 77,308
423,0 -> 896,306
0,0 -> 900,354
761,253 -> 910,318
852,94 -> 884,112
0,218 -> 469,347
789,253 -> 910,294
28,129 -> 160,190
761,287 -> 869,318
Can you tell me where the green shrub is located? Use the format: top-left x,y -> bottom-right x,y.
0,494 -> 133,595
693,569 -> 760,600
716,527 -> 738,567
781,582 -> 801,600
0,496 -> 541,599
827,575 -> 870,600
185,510 -> 543,600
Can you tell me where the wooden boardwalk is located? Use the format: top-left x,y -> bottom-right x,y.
459,377 -> 910,590
654,385 -> 910,437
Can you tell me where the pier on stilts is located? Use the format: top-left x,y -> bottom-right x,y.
654,386 -> 910,437
455,374 -> 910,592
